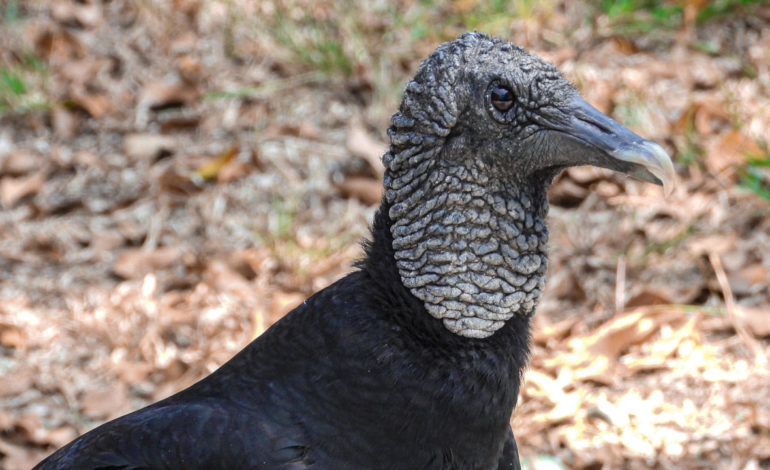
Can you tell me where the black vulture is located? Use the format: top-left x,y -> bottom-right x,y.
34,32 -> 673,470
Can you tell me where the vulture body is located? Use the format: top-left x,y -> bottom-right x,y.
35,32 -> 673,470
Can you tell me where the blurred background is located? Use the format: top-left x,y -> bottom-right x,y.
0,0 -> 769,468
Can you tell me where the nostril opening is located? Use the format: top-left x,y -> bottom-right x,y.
577,116 -> 614,135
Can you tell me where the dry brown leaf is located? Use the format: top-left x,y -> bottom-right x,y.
177,54 -> 202,82
548,175 -> 589,206
523,370 -> 568,403
206,260 -> 254,298
728,264 -> 769,296
114,360 -> 154,384
11,413 -> 77,449
112,247 -> 183,280
70,91 -> 113,118
0,369 -> 31,396
346,122 -> 386,178
194,145 -> 237,181
687,234 -> 736,257
533,315 -> 578,345
541,391 -> 581,425
270,291 -> 305,322
155,164 -> 202,195
451,0 -> 480,14
565,166 -> 608,184
170,31 -> 199,53
704,131 -> 763,179
0,148 -> 42,176
0,438 -> 40,470
123,133 -> 177,161
583,78 -> 614,114
594,180 -> 621,198
51,1 -> 103,28
38,427 -> 78,449
217,159 -> 253,183
51,106 -> 79,138
73,150 -> 102,168
138,81 -> 199,110
34,28 -> 85,63
0,410 -> 11,431
334,175 -> 382,205
624,289 -> 674,308
625,316 -> 700,372
80,383 -> 129,420
547,269 -> 586,301
59,58 -> 103,86
262,122 -> 322,141
577,310 -> 671,354
0,171 -> 46,208
547,309 -> 686,383
734,306 -> 770,338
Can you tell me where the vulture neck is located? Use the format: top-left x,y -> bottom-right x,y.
382,157 -> 550,339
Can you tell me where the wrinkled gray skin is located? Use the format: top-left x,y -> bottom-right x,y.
384,32 -> 672,338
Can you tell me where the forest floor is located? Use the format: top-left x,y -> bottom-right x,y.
1,1 -> 769,468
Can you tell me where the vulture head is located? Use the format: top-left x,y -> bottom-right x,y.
383,32 -> 674,339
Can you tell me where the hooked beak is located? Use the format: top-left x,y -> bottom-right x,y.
550,95 -> 675,196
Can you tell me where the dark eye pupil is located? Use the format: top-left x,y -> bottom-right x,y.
491,87 -> 514,111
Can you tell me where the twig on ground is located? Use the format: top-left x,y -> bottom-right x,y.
708,252 -> 768,367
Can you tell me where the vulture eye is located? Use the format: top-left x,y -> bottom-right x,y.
491,86 -> 514,111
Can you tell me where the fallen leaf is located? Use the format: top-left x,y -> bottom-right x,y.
533,315 -> 579,345
546,309 -> 686,383
177,54 -> 202,82
334,175 -> 382,205
704,131 -> 762,179
123,133 -> 177,161
80,383 -> 129,419
38,427 -> 78,449
734,306 -> 770,338
548,176 -> 588,207
262,122 -> 322,140
138,81 -> 199,110
114,360 -> 154,384
625,289 -> 674,308
536,390 -> 581,426
625,316 -> 701,372
70,91 -> 113,118
51,106 -> 79,138
687,234 -> 736,257
194,145 -> 237,181
0,148 -> 43,176
51,1 -> 103,28
0,368 -> 31,396
156,164 -> 202,195
346,121 -> 386,178
567,166 -> 614,184
112,247 -> 183,279
73,150 -> 102,168
59,58 -> 103,85
217,158 -> 253,183
728,264 -> 768,296
34,28 -> 85,63
270,291 -> 305,322
0,171 -> 46,208
0,438 -> 39,470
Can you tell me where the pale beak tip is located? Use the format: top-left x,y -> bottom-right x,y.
645,141 -> 676,198
612,140 -> 676,198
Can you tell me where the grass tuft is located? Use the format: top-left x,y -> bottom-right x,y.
738,140 -> 770,202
